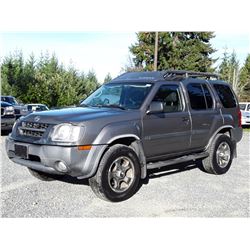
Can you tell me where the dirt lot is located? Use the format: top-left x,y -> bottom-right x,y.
0,132 -> 249,217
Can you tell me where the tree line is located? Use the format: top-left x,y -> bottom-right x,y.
128,32 -> 250,101
1,51 -> 112,107
1,32 -> 249,107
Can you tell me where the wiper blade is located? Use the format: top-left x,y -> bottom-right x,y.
94,104 -> 126,110
80,103 -> 91,107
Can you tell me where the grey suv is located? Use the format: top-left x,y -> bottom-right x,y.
6,70 -> 243,202
1,96 -> 28,118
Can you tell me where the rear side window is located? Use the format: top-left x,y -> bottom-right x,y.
187,83 -> 213,110
213,84 -> 237,108
202,84 -> 213,109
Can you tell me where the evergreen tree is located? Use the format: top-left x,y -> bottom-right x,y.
0,51 -> 100,107
103,73 -> 112,83
129,32 -> 216,72
239,54 -> 250,101
218,50 -> 242,96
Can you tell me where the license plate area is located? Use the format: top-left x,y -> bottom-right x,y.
14,144 -> 28,159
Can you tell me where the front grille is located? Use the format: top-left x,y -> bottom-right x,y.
14,109 -> 20,114
1,107 -> 5,116
18,122 -> 50,138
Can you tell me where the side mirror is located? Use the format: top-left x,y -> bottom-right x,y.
147,101 -> 164,114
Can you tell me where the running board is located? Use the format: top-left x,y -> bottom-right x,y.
146,152 -> 209,170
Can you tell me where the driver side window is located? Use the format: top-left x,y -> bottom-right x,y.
152,85 -> 183,113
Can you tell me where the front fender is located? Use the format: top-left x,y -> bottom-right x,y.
93,120 -> 142,145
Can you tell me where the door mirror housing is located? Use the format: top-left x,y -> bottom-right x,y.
147,101 -> 164,114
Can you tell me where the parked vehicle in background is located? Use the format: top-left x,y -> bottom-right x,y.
1,96 -> 28,119
25,104 -> 49,115
6,70 -> 243,202
239,102 -> 250,126
1,101 -> 16,131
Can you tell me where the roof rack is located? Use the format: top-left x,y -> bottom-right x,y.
163,70 -> 219,80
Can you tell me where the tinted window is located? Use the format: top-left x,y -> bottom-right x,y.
247,104 -> 250,111
152,85 -> 182,113
213,84 -> 237,108
187,83 -> 206,110
202,84 -> 213,109
1,96 -> 18,105
239,104 -> 246,111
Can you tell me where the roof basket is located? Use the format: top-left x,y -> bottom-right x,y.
163,70 -> 219,80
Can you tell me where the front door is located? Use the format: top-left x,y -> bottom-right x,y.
142,84 -> 191,160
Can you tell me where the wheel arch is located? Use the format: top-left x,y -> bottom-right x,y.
107,135 -> 147,179
205,125 -> 237,157
206,125 -> 233,149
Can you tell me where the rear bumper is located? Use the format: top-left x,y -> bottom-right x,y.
242,117 -> 250,126
5,137 -> 107,178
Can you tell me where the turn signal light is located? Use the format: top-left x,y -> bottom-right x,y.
78,145 -> 92,151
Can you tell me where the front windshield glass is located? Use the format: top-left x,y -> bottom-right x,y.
81,83 -> 152,110
1,96 -> 18,105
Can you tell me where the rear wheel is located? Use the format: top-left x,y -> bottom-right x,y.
89,144 -> 141,202
201,134 -> 234,175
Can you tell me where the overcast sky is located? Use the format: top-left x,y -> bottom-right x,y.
1,32 -> 249,82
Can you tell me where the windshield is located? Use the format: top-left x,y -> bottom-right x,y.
28,105 -> 48,111
1,96 -> 18,105
81,83 -> 152,109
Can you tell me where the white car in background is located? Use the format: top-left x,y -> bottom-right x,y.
239,102 -> 250,126
25,104 -> 49,115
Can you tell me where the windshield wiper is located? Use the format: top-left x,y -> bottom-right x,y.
94,104 -> 126,110
80,103 -> 92,107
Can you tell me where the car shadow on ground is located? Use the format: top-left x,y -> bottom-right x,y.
1,130 -> 12,136
59,175 -> 89,185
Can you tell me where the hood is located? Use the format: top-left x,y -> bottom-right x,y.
23,107 -> 133,124
1,101 -> 13,107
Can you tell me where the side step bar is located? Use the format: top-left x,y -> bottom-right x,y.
146,152 -> 209,170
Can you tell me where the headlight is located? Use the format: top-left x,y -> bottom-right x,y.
50,123 -> 84,142
6,106 -> 14,111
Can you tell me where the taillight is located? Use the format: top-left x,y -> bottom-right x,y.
238,108 -> 242,127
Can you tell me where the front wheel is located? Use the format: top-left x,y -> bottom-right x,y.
201,134 -> 234,175
89,144 -> 141,202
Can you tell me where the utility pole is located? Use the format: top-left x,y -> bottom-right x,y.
154,31 -> 159,71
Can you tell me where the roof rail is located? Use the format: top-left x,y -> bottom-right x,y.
163,70 -> 219,80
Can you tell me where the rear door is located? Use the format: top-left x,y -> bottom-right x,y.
142,83 -> 191,159
186,80 -> 220,150
213,83 -> 240,127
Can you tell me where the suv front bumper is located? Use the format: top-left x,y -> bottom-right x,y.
5,137 -> 107,178
1,117 -> 15,130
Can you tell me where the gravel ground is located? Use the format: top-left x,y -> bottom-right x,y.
0,132 -> 249,217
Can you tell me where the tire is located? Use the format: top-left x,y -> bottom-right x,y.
28,168 -> 62,181
89,144 -> 141,202
201,134 -> 234,175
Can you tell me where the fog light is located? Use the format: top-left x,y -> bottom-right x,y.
55,161 -> 68,173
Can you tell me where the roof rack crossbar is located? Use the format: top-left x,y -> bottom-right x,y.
163,70 -> 219,80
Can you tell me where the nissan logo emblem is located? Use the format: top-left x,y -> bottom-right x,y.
34,116 -> 40,122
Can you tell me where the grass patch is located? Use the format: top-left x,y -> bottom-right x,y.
242,126 -> 250,132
